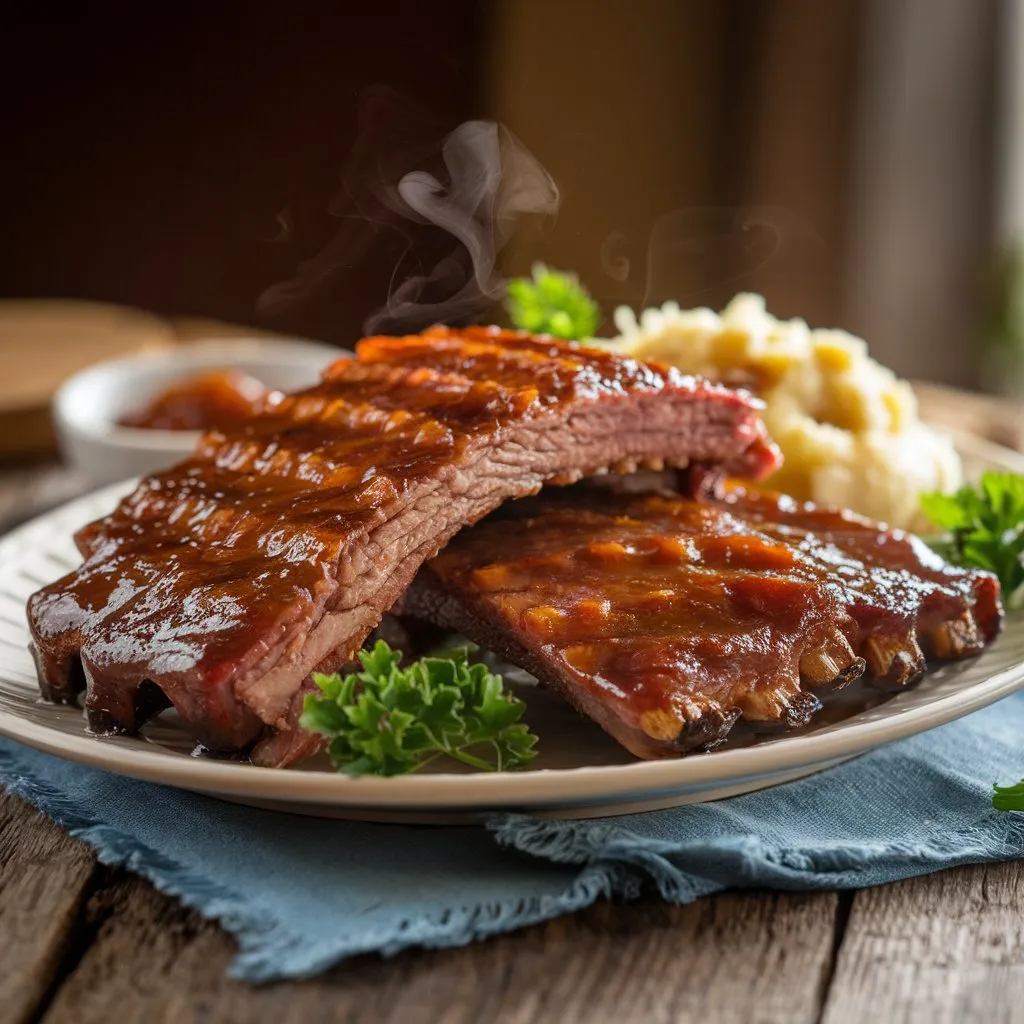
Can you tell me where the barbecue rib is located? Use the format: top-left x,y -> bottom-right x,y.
27,327 -> 780,764
400,487 -> 1003,758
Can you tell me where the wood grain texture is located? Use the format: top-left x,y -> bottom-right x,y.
41,874 -> 838,1024
0,300 -> 176,458
821,862 -> 1024,1024
0,791 -> 97,1024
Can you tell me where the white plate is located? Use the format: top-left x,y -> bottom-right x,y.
1,434 -> 1023,822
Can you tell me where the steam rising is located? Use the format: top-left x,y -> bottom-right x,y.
258,93 -> 817,336
368,121 -> 559,333
599,231 -> 631,283
257,106 -> 558,335
642,206 -> 825,306
598,206 -> 826,310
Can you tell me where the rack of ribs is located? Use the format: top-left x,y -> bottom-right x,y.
400,486 -> 1003,758
27,327 -> 780,765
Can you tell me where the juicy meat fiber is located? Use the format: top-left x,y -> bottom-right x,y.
400,487 -> 1002,758
27,327 -> 779,764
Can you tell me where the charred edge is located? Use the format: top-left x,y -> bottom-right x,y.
743,689 -> 823,733
830,657 -> 867,690
673,705 -> 742,751
783,690 -> 824,728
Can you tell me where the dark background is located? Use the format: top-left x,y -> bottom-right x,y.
0,3 -> 484,343
0,1 -> 1013,389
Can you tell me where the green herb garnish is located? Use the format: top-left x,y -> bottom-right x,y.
505,263 -> 600,340
920,471 -> 1024,606
993,780 -> 1024,812
299,640 -> 538,776
923,473 -> 1024,811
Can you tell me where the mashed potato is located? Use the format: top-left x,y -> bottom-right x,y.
612,293 -> 961,530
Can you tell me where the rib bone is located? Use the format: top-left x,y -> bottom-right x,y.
922,612 -> 984,661
862,632 -> 926,688
403,485 -> 1001,760
799,628 -> 864,689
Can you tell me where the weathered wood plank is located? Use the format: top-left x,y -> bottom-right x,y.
0,790 -> 98,1024
42,872 -> 839,1024
821,861 -> 1024,1024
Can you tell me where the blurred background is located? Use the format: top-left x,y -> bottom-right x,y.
0,0 -> 1021,476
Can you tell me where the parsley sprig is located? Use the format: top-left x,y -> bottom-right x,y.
299,641 -> 538,776
993,780 -> 1024,812
921,471 -> 1024,607
920,472 -> 1024,811
505,263 -> 600,341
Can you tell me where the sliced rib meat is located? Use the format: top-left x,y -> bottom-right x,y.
719,487 -> 1003,684
400,487 -> 1002,758
27,327 -> 779,763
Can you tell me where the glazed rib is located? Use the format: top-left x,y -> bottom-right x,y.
714,487 -> 1003,685
27,327 -> 780,764
400,487 -> 1002,758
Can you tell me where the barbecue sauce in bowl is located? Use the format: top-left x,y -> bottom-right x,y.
118,369 -> 281,432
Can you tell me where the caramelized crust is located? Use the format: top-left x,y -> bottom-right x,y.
721,487 -> 1003,674
401,488 -> 1003,759
27,327 -> 779,761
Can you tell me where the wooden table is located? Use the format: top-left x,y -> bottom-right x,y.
2,386 -> 1023,1024
3,789 -> 1023,1024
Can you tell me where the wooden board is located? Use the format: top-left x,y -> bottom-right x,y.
0,301 -> 176,458
0,303 -> 301,460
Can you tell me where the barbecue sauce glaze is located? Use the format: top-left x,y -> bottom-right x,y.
408,486 -> 1002,758
28,327 -> 780,759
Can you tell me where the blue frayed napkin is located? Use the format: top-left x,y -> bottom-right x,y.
3,692 -> 1024,983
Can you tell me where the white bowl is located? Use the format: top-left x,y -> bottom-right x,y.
53,337 -> 343,485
